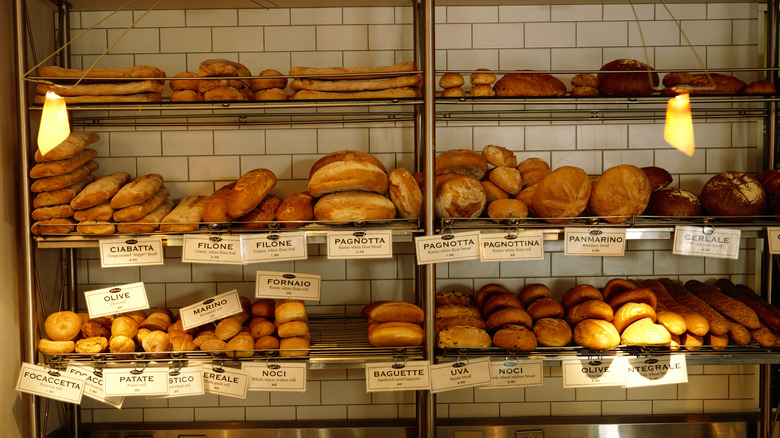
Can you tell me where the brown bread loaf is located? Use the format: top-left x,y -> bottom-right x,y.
313,191 -> 396,223
598,59 -> 659,95
31,218 -> 76,235
113,187 -> 170,222
227,168 -> 277,218
620,318 -> 671,346
589,164 -> 651,223
34,131 -> 100,162
492,325 -> 537,351
532,166 -> 591,223
275,192 -> 315,227
437,325 -> 492,348
110,173 -> 164,209
645,188 -> 702,217
435,149 -> 488,180
33,175 -> 95,208
699,171 -> 766,220
435,175 -> 487,219
70,171 -> 132,210
716,279 -> 780,331
30,160 -> 99,193
481,144 -> 517,167
116,199 -> 174,234
388,168 -> 423,219
240,194 -> 283,229
201,182 -> 236,224
659,278 -> 729,336
494,72 -> 566,96
308,160 -> 389,198
73,202 -> 114,221
29,149 -> 97,178
31,204 -> 74,221
160,195 -> 208,232
685,279 -> 760,330
572,319 -> 620,350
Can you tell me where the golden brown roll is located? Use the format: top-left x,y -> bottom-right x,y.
249,317 -> 276,339
655,309 -> 687,336
170,89 -> 202,102
439,73 -> 465,88
215,317 -> 242,341
471,84 -> 495,96
141,330 -> 171,358
250,69 -> 288,91
279,336 -> 310,357
602,278 -> 639,302
621,317 -> 671,346
488,166 -> 523,196
240,194 -> 283,229
571,73 -> 599,88
435,149 -> 489,180
437,325 -> 492,348
192,333 -> 218,350
313,191 -> 396,223
109,335 -> 136,355
170,71 -> 199,91
275,299 -> 308,324
707,332 -> 730,351
751,324 -> 778,348
227,168 -> 278,219
566,299 -> 614,325
589,164 -> 651,223
251,298 -> 276,318
470,69 -> 497,85
140,312 -> 172,332
483,293 -> 524,317
201,182 -> 236,224
612,302 -> 657,334
253,88 -> 288,100
435,175 -> 487,219
518,284 -> 553,307
135,328 -> 151,344
200,338 -> 229,352
226,333 -> 256,358
442,87 -> 466,97
482,181 -> 510,204
388,168 -> 423,219
570,86 -> 599,96
81,321 -> 111,339
111,316 -> 139,339
487,199 -> 528,222
126,310 -> 147,325
255,335 -> 280,351
485,307 -> 533,332
275,192 -> 315,227
481,144 -> 517,168
367,301 -> 424,323
532,318 -> 572,347
368,321 -> 424,347
44,311 -> 82,341
277,320 -> 310,338
435,304 -> 482,320
573,319 -> 620,350
517,157 -> 550,174
597,59 -> 659,96
169,332 -> 196,352
435,316 -> 486,333
308,157 -> 389,198
475,283 -> 511,309
38,338 -> 76,354
532,166 -> 591,223
607,287 -> 658,311
681,332 -> 704,351
561,284 -> 603,310
30,218 -> 76,235
526,297 -> 564,321
435,290 -> 476,307
492,324 -> 537,351
641,166 -> 673,193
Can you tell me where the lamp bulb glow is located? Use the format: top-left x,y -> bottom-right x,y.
37,91 -> 70,156
664,92 -> 695,157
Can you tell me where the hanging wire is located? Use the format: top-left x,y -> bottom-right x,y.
627,0 -> 655,90
23,0 -> 37,66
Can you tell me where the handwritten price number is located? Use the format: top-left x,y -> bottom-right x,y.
445,253 -> 455,258
128,257 -> 138,262
396,382 -> 403,386
356,250 -> 365,254
456,380 -> 466,385
270,383 -> 277,387
210,255 -> 220,260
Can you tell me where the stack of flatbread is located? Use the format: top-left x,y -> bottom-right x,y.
289,61 -> 422,100
112,174 -> 173,234
35,65 -> 166,104
70,171 -> 133,235
197,59 -> 253,102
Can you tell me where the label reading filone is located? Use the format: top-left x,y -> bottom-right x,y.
66,364 -> 124,408
16,363 -> 86,405
415,231 -> 481,265
83,282 -> 150,318
624,355 -> 688,387
255,271 -> 321,301
673,226 -> 741,259
179,289 -> 243,331
479,231 -> 545,262
562,357 -> 628,388
327,230 -> 393,259
243,362 -> 307,392
767,227 -> 780,254
182,234 -> 244,265
242,232 -> 308,263
103,368 -> 169,397
202,366 -> 249,399
148,367 -> 205,399
430,357 -> 492,393
481,359 -> 543,389
365,361 -> 431,392
564,228 -> 626,256
99,237 -> 164,268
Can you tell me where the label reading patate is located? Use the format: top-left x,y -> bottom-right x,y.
326,230 -> 393,259
83,282 -> 150,318
767,227 -> 780,254
430,357 -> 492,393
65,364 -> 124,408
415,231 -> 481,265
16,363 -> 86,404
365,361 -> 431,392
99,236 -> 164,268
147,367 -> 205,399
479,231 -> 545,262
179,289 -> 243,331
564,228 -> 626,256
181,234 -> 244,265
243,362 -> 307,392
481,359 -> 544,389
673,226 -> 741,259
255,271 -> 321,301
242,232 -> 308,263
202,366 -> 249,399
562,357 -> 628,388
624,355 -> 688,387
102,368 -> 169,397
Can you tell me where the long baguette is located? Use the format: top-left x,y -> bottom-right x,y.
35,132 -> 100,162
716,279 -> 780,331
36,80 -> 163,97
34,93 -> 162,104
685,279 -> 760,330
37,64 -> 166,80
292,87 -> 421,100
29,149 -> 97,179
643,279 -> 707,336
30,160 -> 99,192
290,74 -> 423,92
289,61 -> 417,80
658,278 -> 729,336
32,175 -> 95,208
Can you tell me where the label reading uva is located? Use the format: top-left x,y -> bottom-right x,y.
673,226 -> 741,259
365,361 -> 431,392
99,237 -> 164,268
16,363 -> 86,405
255,271 -> 321,301
479,231 -> 544,262
430,357 -> 492,393
179,289 -> 243,331
327,230 -> 393,259
415,231 -> 481,265
83,282 -> 150,318
243,232 -> 307,263
243,362 -> 307,392
182,234 -> 244,265
103,368 -> 169,397
564,228 -> 626,256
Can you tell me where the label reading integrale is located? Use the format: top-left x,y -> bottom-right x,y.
673,226 -> 741,259
99,236 -> 164,268
625,355 -> 688,387
242,232 -> 308,263
182,234 -> 244,265
415,231 -> 481,265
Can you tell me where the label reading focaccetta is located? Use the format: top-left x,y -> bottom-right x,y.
243,362 -> 307,392
327,230 -> 393,259
673,226 -> 741,259
430,357 -> 492,393
65,364 -> 124,408
625,355 -> 688,387
99,237 -> 164,268
102,368 -> 169,397
365,361 -> 431,392
202,366 -> 249,399
178,289 -> 243,331
562,357 -> 628,388
242,232 -> 308,263
479,231 -> 545,262
83,282 -> 150,318
564,228 -> 626,256
16,363 -> 86,404
480,359 -> 543,389
415,231 -> 481,265
255,271 -> 321,301
182,234 -> 244,265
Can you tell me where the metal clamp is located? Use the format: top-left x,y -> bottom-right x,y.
392,354 -> 407,369
587,354 -> 603,367
212,360 -> 225,373
92,362 -> 104,378
130,362 -> 147,375
266,230 -> 281,241
209,233 -> 223,242
503,355 -> 520,367
169,361 -> 183,377
441,224 -> 455,241
453,351 -> 469,368
504,226 -> 519,240
266,356 -> 281,370
702,224 -> 715,235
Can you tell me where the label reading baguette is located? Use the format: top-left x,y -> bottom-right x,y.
326,230 -> 393,259
147,367 -> 205,399
255,271 -> 321,301
202,366 -> 249,399
624,355 -> 687,387
66,364 -> 124,408
179,289 -> 243,331
562,357 -> 628,388
103,368 -> 169,397
766,227 -> 780,254
16,363 -> 86,405
479,231 -> 544,262
182,234 -> 245,265
673,226 -> 741,259
365,361 -> 431,392
564,228 -> 626,256
99,237 -> 164,268
430,357 -> 492,393
243,362 -> 307,392
83,282 -> 150,318
415,231 -> 481,265
480,359 -> 543,389
242,232 -> 308,263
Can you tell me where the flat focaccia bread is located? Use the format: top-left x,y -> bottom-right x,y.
32,175 -> 94,208
34,93 -> 163,104
116,199 -> 174,234
70,171 -> 132,210
35,132 -> 100,162
289,61 -> 417,80
31,204 -> 75,220
73,202 -> 115,221
31,218 -> 76,235
292,87 -> 421,100
113,187 -> 170,222
110,174 -> 164,209
290,74 -> 423,92
29,149 -> 97,179
30,160 -> 99,193
36,80 -> 164,97
160,195 -> 208,232
37,64 -> 166,80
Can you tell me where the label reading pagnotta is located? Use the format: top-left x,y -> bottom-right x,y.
182,234 -> 245,265
415,231 -> 481,265
255,271 -> 321,301
99,236 -> 164,268
479,231 -> 545,262
326,230 -> 393,259
242,232 -> 308,263
83,282 -> 150,319
564,228 -> 626,256
179,289 -> 244,330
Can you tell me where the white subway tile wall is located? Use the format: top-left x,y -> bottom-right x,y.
69,2 -> 763,424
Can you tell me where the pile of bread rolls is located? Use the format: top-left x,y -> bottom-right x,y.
362,301 -> 424,347
170,63 -> 291,102
35,65 -> 166,103
290,61 -> 422,100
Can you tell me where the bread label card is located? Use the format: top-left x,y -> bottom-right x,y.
243,232 -> 308,263
182,234 -> 245,265
365,361 -> 431,392
147,367 -> 205,399
564,228 -> 626,256
102,367 -> 169,397
16,363 -> 86,405
179,289 -> 243,330
430,357 -> 492,393
766,227 -> 780,254
66,364 -> 124,408
673,226 -> 741,259
624,355 -> 687,387
243,362 -> 307,392
415,231 -> 481,265
202,366 -> 249,399
326,230 -> 393,259
479,231 -> 544,262
83,282 -> 150,318
99,236 -> 164,268
562,357 -> 628,388
480,359 -> 543,389
255,271 -> 321,301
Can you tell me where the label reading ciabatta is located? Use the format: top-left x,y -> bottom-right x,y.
99,237 -> 164,268
66,364 -> 123,408
83,282 -> 150,318
415,231 -> 481,265
327,230 -> 393,259
179,289 -> 243,330
103,368 -> 169,397
182,234 -> 244,265
16,363 -> 86,404
255,271 -> 321,301
202,366 -> 249,399
365,361 -> 431,392
430,357 -> 492,393
673,226 -> 740,259
244,362 -> 307,392
564,228 -> 626,256
481,359 -> 543,389
479,231 -> 544,262
562,357 -> 628,388
242,232 -> 307,263
625,355 -> 687,387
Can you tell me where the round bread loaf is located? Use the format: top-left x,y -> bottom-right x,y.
612,302 -> 657,334
570,86 -> 599,96
45,311 -> 82,341
597,59 -> 659,96
111,316 -> 139,339
435,316 -> 486,333
251,298 -> 275,318
388,168 -> 423,219
308,160 -> 389,198
518,283 -> 553,307
277,320 -> 310,338
485,307 -> 533,332
435,175 -> 487,219
109,335 -> 136,355
255,335 -> 280,351
573,319 -> 620,350
442,87 -> 466,97
494,73 -> 566,97
566,299 -> 614,325
620,317 -> 671,346
215,317 -> 242,340
275,192 -> 315,227
489,166 -> 523,195
533,318 -> 573,347
561,284 -> 603,310
482,181 -> 510,204
435,290 -> 476,306
476,283 -> 511,309
313,191 -> 397,222
743,80 -> 776,94
700,171 -> 766,220
516,184 -> 537,211
471,85 -> 496,97
170,72 -> 200,91
470,69 -> 497,85
492,325 -> 537,351
309,150 -> 387,178
439,73 -> 464,88
437,325 -> 492,348
589,164 -> 651,223
517,157 -> 550,174
250,69 -> 287,91
645,187 -> 702,217
487,199 -> 529,221
571,73 -> 599,88
275,299 -> 308,324
75,336 -> 109,354
225,333 -> 255,358
483,293 -> 523,317
279,336 -> 310,357
641,166 -> 673,192
435,149 -> 489,180
601,278 -> 639,302
250,317 -> 276,339
526,297 -> 564,321
38,338 -> 76,354
532,166 -> 592,223
756,169 -> 780,195
482,144 -> 517,167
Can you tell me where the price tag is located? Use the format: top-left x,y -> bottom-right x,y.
244,362 -> 307,392
16,363 -> 86,404
430,357 -> 492,393
179,289 -> 243,331
625,355 -> 688,387
182,234 -> 244,265
99,236 -> 164,268
83,282 -> 150,318
564,228 -> 626,256
103,368 -> 169,397
65,364 -> 123,408
202,366 -> 249,399
243,232 -> 308,263
481,359 -> 543,389
326,230 -> 393,259
365,361 -> 431,392
255,271 -> 321,301
767,227 -> 780,254
673,226 -> 741,259
479,231 -> 544,262
148,367 -> 205,399
415,231 -> 481,265
562,357 -> 628,388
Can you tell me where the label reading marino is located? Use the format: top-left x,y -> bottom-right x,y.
179,289 -> 243,331
562,357 -> 628,388
65,364 -> 123,408
147,367 -> 205,399
16,363 -> 86,405
625,355 -> 688,387
242,232 -> 307,263
673,226 -> 741,259
327,230 -> 393,259
767,227 -> 780,254
202,366 -> 249,399
99,236 -> 163,268
481,359 -> 543,389
415,231 -> 481,265
255,271 -> 321,301
479,231 -> 544,262
564,228 -> 626,256
83,282 -> 150,318
430,357 -> 492,393
182,234 -> 244,265
365,361 -> 431,392
103,368 -> 169,397
243,362 -> 307,392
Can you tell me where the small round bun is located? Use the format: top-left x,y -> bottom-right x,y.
255,335 -> 280,351
45,311 -> 83,341
170,71 -> 200,91
518,284 -> 553,307
646,188 -> 702,217
470,69 -> 497,85
111,316 -> 139,339
486,307 -> 533,332
435,175 -> 487,219
439,73 -> 465,88
570,86 -> 599,96
601,278 -> 639,302
520,168 -> 551,189
482,181 -> 510,204
226,333 -> 255,358
607,287 -> 658,311
620,317 -> 671,346
561,284 -> 603,310
250,317 -> 276,339
571,73 -> 599,88
566,299 -> 614,325
442,87 -> 466,97
482,145 -> 517,168
251,298 -> 275,318
487,198 -> 529,221
38,338 -> 76,354
476,283 -> 511,309
215,317 -> 242,340
109,335 -> 136,355
280,336 -> 311,357
492,325 -> 537,351
483,293 -> 524,317
612,302 -> 657,334
526,297 -> 565,321
253,88 -> 289,100
533,318 -> 572,347
573,318 -> 620,350
517,157 -> 550,174
250,69 -> 287,91
436,149 -> 489,180
470,84 -> 495,96
489,166 -> 523,195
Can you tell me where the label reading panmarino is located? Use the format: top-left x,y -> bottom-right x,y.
83,282 -> 150,318
99,236 -> 164,268
242,232 -> 307,263
182,234 -> 244,265
255,271 -> 321,301
415,231 -> 481,265
327,230 -> 393,259
625,355 -> 688,387
179,289 -> 243,330
564,228 -> 626,256
244,362 -> 307,392
365,361 -> 431,392
673,226 -> 741,259
479,231 -> 544,262
16,363 -> 86,404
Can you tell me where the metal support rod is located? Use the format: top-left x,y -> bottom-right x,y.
66,248 -> 80,437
